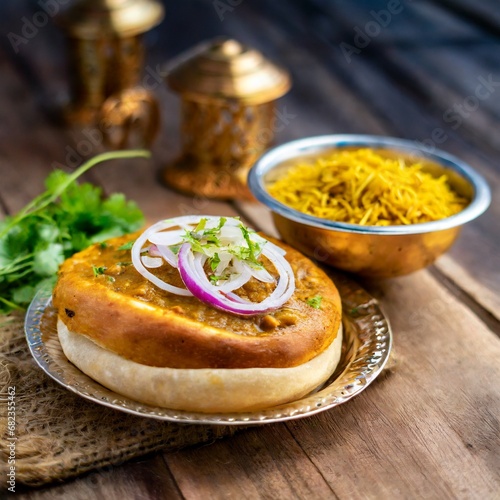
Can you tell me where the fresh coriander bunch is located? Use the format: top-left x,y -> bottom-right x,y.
0,150 -> 150,313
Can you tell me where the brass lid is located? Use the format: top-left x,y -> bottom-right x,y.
167,38 -> 291,105
57,0 -> 164,39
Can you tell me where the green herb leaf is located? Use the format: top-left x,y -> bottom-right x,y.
118,241 -> 135,251
306,295 -> 323,309
209,274 -> 229,284
33,243 -> 64,277
210,253 -> 221,272
92,265 -> 107,277
238,224 -> 264,268
0,150 -> 150,313
194,218 -> 207,232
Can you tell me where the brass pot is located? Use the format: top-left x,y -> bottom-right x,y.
164,38 -> 291,200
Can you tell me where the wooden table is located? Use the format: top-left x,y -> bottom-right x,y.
2,0 -> 499,498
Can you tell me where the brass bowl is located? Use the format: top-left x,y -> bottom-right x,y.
248,135 -> 491,278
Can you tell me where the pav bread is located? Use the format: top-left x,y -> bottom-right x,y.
53,217 -> 342,412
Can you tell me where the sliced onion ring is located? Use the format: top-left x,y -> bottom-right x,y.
141,255 -> 163,268
177,243 -> 295,316
131,220 -> 192,296
131,216 -> 296,316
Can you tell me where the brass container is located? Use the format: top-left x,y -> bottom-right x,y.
97,87 -> 160,148
164,38 -> 291,200
57,0 -> 164,128
272,214 -> 461,278
248,135 -> 491,278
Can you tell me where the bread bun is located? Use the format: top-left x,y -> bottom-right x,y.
53,231 -> 343,412
58,319 -> 342,412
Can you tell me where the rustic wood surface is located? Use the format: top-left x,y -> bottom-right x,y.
1,0 -> 499,498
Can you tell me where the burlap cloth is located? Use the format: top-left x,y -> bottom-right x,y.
0,313 -> 239,487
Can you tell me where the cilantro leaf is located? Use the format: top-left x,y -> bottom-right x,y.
118,241 -> 135,251
209,274 -> 230,284
33,243 -> 64,277
0,150 -> 150,314
92,265 -> 107,277
210,253 -> 221,272
194,218 -> 207,232
306,296 -> 323,309
239,224 -> 264,266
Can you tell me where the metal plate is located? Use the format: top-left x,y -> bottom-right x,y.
25,274 -> 392,425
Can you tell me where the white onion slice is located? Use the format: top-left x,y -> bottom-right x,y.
219,225 -> 246,243
246,263 -> 275,284
147,245 -> 161,257
141,255 -> 163,268
215,262 -> 252,293
156,244 -> 178,268
264,240 -> 286,256
131,216 -> 296,315
177,243 -> 295,316
131,220 -> 192,296
214,252 -> 233,276
148,229 -> 184,246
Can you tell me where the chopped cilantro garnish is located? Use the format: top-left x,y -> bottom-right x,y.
179,217 -> 266,276
209,274 -> 230,284
237,224 -> 264,268
202,217 -> 226,244
194,218 -> 207,232
118,240 -> 135,251
92,265 -> 107,277
182,230 -> 208,254
182,217 -> 227,254
306,296 -> 323,309
210,253 -> 221,272
99,242 -> 108,249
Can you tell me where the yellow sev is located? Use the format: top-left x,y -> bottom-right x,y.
267,148 -> 468,226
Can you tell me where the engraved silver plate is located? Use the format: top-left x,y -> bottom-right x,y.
25,273 -> 392,425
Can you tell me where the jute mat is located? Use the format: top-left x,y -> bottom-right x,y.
0,313 -> 239,487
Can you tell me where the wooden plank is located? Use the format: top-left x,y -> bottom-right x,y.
17,455 -> 182,500
297,0 -> 484,45
432,255 -> 500,326
282,271 -> 500,499
164,426 -> 336,500
383,46 -> 500,152
0,45 -> 67,214
435,0 -> 500,34
326,0 -> 481,46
